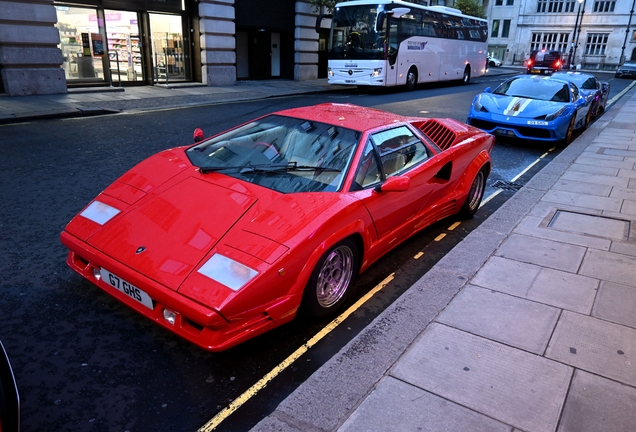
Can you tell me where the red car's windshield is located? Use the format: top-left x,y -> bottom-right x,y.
186,115 -> 360,193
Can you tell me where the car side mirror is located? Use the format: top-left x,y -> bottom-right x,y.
484,87 -> 491,93
193,128 -> 204,142
374,176 -> 410,193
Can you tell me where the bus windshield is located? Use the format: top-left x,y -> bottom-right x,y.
330,5 -> 385,60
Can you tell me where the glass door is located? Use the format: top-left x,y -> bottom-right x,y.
105,10 -> 144,83
149,13 -> 187,84
55,6 -> 107,83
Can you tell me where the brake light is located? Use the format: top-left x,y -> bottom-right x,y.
555,60 -> 562,68
527,59 -> 533,67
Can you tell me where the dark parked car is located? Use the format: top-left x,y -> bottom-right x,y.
0,341 -> 20,432
615,61 -> 636,79
527,50 -> 563,75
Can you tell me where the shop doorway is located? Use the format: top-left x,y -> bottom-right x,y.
149,13 -> 187,84
105,10 -> 144,84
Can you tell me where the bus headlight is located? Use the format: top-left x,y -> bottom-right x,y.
328,67 -> 334,77
372,68 -> 382,77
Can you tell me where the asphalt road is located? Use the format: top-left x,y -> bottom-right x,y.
0,71 -> 630,432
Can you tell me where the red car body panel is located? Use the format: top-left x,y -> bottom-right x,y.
61,103 -> 494,351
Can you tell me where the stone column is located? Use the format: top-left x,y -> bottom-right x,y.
0,0 -> 66,95
294,1 -> 320,81
199,0 -> 236,86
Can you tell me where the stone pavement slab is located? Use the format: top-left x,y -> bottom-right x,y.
593,281 -> 636,329
579,248 -> 636,286
546,311 -> 636,386
558,370 -> 636,432
339,376 -> 511,432
495,234 -> 587,273
472,256 -> 598,313
437,285 -> 559,354
391,323 -> 572,432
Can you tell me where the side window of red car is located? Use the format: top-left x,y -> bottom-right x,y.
353,140 -> 382,190
373,126 -> 429,177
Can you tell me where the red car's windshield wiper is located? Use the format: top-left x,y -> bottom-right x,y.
199,162 -> 341,175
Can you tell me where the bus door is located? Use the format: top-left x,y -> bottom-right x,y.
384,21 -> 399,86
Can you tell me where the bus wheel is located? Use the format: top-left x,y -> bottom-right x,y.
406,68 -> 417,91
462,66 -> 471,84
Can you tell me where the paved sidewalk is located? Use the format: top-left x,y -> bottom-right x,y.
0,79 -> 342,124
250,86 -> 636,432
0,67 -> 518,124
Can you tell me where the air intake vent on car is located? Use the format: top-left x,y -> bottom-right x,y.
419,119 -> 458,151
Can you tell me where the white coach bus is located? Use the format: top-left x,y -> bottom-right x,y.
317,0 -> 488,90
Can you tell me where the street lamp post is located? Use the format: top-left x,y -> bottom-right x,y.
571,0 -> 586,69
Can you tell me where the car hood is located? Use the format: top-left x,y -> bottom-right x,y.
87,176 -> 257,291
618,64 -> 636,71
477,93 -> 568,118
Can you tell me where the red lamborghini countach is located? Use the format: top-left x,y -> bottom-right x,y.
61,103 -> 494,351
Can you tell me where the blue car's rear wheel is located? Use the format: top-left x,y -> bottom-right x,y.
303,239 -> 358,317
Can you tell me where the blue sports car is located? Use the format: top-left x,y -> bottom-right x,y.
467,75 -> 591,145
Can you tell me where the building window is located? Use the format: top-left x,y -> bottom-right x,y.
506,0 -> 514,4
593,1 -> 615,12
531,32 -> 570,52
537,0 -> 576,13
491,20 -> 500,38
495,0 -> 503,5
585,33 -> 609,55
502,20 -> 511,38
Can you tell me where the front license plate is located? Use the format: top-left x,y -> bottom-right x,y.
345,79 -> 356,83
527,120 -> 548,125
100,268 -> 154,310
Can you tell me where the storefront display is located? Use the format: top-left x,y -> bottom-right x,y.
54,1 -> 190,87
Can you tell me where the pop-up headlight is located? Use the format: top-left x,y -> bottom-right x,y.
80,201 -> 120,225
198,254 -> 258,291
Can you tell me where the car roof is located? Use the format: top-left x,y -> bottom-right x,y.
274,103 -> 418,132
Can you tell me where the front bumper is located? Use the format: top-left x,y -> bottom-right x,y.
60,230 -> 296,351
467,111 -> 568,142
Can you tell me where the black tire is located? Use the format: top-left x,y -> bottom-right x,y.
302,239 -> 358,318
458,168 -> 487,219
489,61 -> 495,67
583,107 -> 592,129
405,67 -> 417,91
462,66 -> 471,84
561,114 -> 576,146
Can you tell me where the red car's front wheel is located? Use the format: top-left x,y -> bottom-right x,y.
303,239 -> 358,317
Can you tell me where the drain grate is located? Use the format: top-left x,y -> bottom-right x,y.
492,180 -> 525,191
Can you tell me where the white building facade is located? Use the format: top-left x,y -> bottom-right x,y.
485,0 -> 636,69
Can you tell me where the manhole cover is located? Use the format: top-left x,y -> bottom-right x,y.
548,211 -> 630,241
492,180 -> 524,191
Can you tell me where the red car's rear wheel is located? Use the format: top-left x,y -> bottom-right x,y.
459,168 -> 486,219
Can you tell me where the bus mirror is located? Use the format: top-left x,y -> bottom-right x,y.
315,13 -> 333,33
376,11 -> 386,31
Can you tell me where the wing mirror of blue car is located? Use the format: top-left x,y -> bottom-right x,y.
484,87 -> 491,93
374,176 -> 410,193
193,128 -> 204,142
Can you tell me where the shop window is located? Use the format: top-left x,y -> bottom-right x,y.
55,6 -> 106,82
